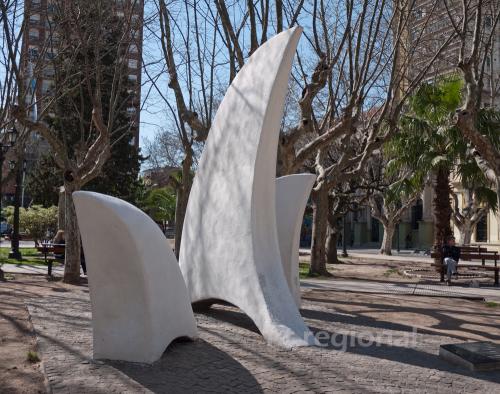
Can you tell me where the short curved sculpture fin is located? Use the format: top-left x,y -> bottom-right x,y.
276,174 -> 316,308
180,27 -> 316,348
73,191 -> 197,363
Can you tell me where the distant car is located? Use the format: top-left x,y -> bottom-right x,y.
0,222 -> 11,236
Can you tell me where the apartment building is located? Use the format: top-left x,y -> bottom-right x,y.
21,0 -> 144,147
408,0 -> 500,106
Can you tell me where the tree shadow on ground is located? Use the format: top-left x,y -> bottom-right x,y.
203,304 -> 500,385
302,293 -> 500,342
109,338 -> 263,393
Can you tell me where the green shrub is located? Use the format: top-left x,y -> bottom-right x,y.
3,205 -> 58,243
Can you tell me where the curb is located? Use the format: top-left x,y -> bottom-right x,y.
25,304 -> 52,394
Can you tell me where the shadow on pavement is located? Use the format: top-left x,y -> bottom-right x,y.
110,338 -> 263,393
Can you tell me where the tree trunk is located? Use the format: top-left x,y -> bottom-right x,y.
326,205 -> 340,264
380,221 -> 395,255
433,166 -> 453,248
326,225 -> 339,264
57,187 -> 65,231
458,221 -> 473,245
62,184 -> 81,284
310,186 -> 331,276
174,151 -> 193,258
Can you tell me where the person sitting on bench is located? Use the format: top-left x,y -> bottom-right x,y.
52,230 -> 66,260
442,236 -> 460,284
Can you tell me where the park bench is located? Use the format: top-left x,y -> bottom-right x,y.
36,243 -> 65,276
431,246 -> 499,286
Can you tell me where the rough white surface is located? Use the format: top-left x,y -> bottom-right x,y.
276,174 -> 316,307
73,191 -> 197,363
179,27 -> 316,348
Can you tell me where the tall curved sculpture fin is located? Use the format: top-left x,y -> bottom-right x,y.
180,27 -> 316,347
73,191 -> 197,363
276,174 -> 316,308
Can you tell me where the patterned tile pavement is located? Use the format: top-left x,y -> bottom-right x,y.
14,281 -> 500,393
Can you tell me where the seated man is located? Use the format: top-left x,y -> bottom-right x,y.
442,236 -> 460,284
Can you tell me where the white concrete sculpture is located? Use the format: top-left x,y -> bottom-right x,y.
276,174 -> 316,308
73,191 -> 197,363
179,27 -> 316,348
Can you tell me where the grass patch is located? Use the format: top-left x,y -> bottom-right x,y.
0,247 -> 49,266
383,268 -> 400,277
485,301 -> 499,308
299,262 -> 332,279
299,262 -> 310,278
27,351 -> 40,363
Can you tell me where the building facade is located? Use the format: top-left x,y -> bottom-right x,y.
21,0 -> 144,147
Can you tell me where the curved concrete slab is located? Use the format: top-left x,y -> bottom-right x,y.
179,27 -> 316,348
276,174 -> 316,307
73,191 -> 197,363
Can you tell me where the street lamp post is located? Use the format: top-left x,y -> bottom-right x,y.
8,158 -> 24,260
396,222 -> 400,253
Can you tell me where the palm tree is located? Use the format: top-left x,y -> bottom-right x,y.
386,78 -> 465,250
139,187 -> 177,232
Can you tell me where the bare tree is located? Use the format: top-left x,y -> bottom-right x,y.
145,0 -> 306,255
144,0 -> 452,274
275,1 -> 454,274
364,153 -> 423,255
2,0 -> 138,283
452,189 -> 491,244
444,0 -> 500,223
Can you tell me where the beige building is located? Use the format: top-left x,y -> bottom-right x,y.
348,1 -> 500,251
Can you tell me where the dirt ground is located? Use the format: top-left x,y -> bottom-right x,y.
300,254 -> 498,285
0,275 -> 46,394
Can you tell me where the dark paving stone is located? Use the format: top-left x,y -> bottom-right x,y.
440,342 -> 500,371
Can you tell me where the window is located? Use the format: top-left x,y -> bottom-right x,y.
42,80 -> 54,95
46,51 -> 56,60
475,216 -> 488,242
128,74 -> 137,82
29,13 -> 40,24
47,4 -> 58,14
411,199 -> 423,230
485,16 -> 492,28
29,28 -> 39,40
128,59 -> 138,69
371,218 -> 380,243
43,66 -> 55,78
129,44 -> 138,54
28,46 -> 39,60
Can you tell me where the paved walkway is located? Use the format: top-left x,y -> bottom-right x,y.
3,263 -> 498,301
302,279 -> 500,302
1,263 -> 85,276
6,279 -> 496,393
300,248 -> 498,266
